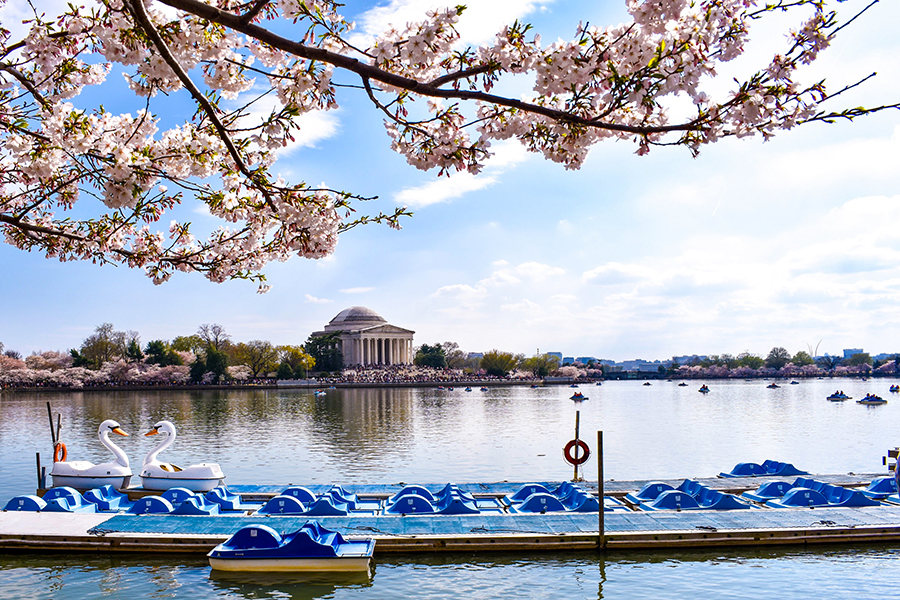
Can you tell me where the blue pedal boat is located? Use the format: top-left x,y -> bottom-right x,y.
208,522 -> 375,573
624,482 -> 674,505
83,485 -> 135,511
860,476 -> 898,500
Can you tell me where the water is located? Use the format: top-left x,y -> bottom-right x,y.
1,379 -> 898,599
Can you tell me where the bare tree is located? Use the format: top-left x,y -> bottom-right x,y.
197,324 -> 231,351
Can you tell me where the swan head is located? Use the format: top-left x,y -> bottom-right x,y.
145,420 -> 176,438
99,419 -> 129,437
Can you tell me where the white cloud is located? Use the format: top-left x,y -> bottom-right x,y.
501,298 -> 540,313
431,284 -> 487,301
395,140 -> 530,207
304,294 -> 332,303
350,0 -> 554,48
514,262 -> 565,281
340,287 -> 375,294
396,172 -> 497,208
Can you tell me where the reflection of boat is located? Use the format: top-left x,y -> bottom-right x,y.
208,522 -> 375,573
140,420 -> 225,492
857,394 -> 887,405
50,420 -> 132,491
827,391 -> 851,401
698,385 -> 710,393
570,392 -> 587,401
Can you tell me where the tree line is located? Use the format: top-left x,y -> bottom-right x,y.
673,347 -> 890,372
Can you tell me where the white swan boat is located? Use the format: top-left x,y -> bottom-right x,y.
140,420 -> 225,492
49,420 -> 133,490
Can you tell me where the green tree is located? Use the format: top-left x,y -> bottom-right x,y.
171,334 -> 204,354
522,352 -> 560,378
145,340 -> 183,366
69,348 -> 91,368
80,323 -> 121,368
737,352 -> 765,369
276,362 -> 294,379
125,339 -> 144,363
304,332 -> 343,372
190,346 -> 229,382
480,350 -> 521,377
234,340 -> 279,377
765,347 -> 791,369
846,352 -> 872,366
189,354 -> 207,381
278,345 -> 316,378
205,347 -> 229,381
791,350 -> 815,366
414,344 -> 447,368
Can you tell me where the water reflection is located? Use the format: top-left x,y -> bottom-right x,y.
208,569 -> 373,599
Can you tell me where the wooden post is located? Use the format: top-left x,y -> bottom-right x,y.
573,410 -> 581,481
598,430 -> 605,550
46,402 -> 56,445
35,452 -> 41,491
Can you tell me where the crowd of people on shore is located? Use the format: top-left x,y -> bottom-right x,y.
0,363 -> 537,391
318,364 -> 538,384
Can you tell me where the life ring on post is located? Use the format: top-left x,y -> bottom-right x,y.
564,439 -> 590,466
53,442 -> 67,463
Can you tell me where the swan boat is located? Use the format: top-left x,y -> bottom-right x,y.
140,420 -> 225,492
49,420 -> 133,491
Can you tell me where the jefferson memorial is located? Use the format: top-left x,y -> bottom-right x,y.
314,307 -> 415,366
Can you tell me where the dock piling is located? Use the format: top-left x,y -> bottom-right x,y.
598,430 -> 605,550
573,411 -> 581,481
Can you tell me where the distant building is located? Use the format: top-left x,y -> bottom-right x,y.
562,357 -> 575,365
617,359 -> 668,372
672,355 -> 707,366
843,348 -> 864,359
313,306 -> 414,366
547,352 -> 563,363
467,352 -> 484,360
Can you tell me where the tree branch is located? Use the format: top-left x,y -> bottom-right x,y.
157,0 -> 704,135
124,0 -> 280,212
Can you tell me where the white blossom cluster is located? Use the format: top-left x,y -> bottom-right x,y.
0,0 -> 882,287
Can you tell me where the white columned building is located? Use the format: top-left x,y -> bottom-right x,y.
312,307 -> 415,367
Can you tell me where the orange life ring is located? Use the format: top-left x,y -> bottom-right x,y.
53,441 -> 67,463
564,439 -> 590,466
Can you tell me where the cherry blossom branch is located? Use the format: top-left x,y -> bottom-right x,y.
124,0 -> 280,211
158,0 -> 699,135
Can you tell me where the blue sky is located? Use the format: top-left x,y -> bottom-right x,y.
1,0 -> 899,361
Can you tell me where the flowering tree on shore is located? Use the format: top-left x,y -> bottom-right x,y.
1,0 -> 895,289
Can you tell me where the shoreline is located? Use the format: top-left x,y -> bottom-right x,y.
1,373 -> 893,394
0,379 -> 557,394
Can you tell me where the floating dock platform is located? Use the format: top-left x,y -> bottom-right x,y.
3,474 -> 900,554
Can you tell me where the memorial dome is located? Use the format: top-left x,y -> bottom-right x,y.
324,306 -> 387,332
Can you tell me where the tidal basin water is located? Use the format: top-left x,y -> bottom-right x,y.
1,378 -> 898,598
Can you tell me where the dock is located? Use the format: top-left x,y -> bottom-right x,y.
3,474 -> 900,555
